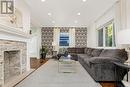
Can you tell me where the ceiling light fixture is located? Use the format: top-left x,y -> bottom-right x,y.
48,13 -> 52,16
77,12 -> 81,16
41,0 -> 46,2
82,0 -> 86,2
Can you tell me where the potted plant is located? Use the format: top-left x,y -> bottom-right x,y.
40,45 -> 48,59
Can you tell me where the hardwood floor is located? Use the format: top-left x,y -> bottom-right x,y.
100,81 -> 125,87
100,82 -> 116,87
30,58 -> 48,69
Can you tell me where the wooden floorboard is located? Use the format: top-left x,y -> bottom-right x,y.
100,82 -> 116,87
30,58 -> 48,69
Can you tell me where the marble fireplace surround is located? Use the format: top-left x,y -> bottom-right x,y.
0,40 -> 27,86
4,50 -> 21,83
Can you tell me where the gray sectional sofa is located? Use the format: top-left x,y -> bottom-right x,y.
68,47 -> 128,81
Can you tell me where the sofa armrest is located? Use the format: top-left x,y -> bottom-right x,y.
90,60 -> 128,81
89,57 -> 121,64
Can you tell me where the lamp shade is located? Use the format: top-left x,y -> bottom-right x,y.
118,29 -> 130,44
52,42 -> 56,46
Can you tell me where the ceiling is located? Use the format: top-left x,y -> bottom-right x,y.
25,0 -> 118,27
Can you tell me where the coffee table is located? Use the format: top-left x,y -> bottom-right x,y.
58,57 -> 76,73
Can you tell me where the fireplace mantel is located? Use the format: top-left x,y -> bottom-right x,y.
0,23 -> 31,87
0,23 -> 31,38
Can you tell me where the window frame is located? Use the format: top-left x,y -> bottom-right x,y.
97,28 -> 104,47
97,20 -> 116,48
59,33 -> 70,47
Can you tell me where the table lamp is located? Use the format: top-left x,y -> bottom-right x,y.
52,42 -> 57,51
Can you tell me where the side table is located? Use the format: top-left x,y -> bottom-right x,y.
52,51 -> 57,59
112,61 -> 130,82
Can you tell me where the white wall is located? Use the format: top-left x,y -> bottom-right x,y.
87,6 -> 115,48
15,0 -> 31,33
126,0 -> 130,29
95,7 -> 114,28
87,0 -> 130,48
87,23 -> 97,47
29,28 -> 41,59
0,0 -> 31,34
29,36 -> 38,57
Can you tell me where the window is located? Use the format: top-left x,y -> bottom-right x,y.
59,33 -> 69,46
97,21 -> 116,47
98,28 -> 103,47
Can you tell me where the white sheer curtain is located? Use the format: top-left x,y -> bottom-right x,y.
53,28 -> 60,52
69,28 -> 75,47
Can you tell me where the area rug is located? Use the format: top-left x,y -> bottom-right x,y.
15,59 -> 101,87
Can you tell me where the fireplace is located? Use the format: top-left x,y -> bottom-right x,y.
4,50 -> 21,83
0,40 -> 27,87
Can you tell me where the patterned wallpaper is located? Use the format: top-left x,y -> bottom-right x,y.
41,27 -> 54,55
75,27 -> 87,47
41,27 -> 87,55
60,27 -> 69,33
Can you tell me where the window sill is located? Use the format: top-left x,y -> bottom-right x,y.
96,47 -> 118,49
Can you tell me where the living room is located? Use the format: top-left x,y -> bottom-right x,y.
0,0 -> 130,87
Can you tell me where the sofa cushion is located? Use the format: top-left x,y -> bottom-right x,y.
87,48 -> 94,56
89,57 -> 121,63
78,54 -> 91,60
91,49 -> 103,57
99,49 -> 128,62
68,48 -> 76,53
84,58 -> 91,67
76,48 -> 85,54
69,53 -> 78,61
78,54 -> 92,67
84,48 -> 88,54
